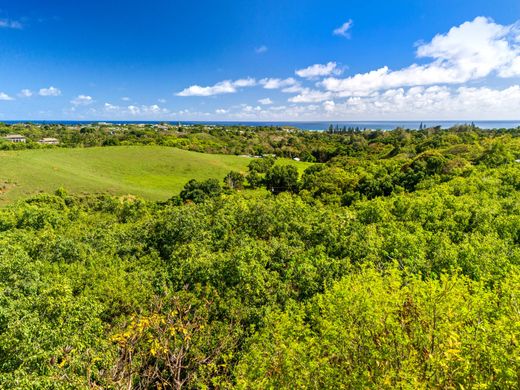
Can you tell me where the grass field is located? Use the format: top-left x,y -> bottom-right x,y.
0,146 -> 313,203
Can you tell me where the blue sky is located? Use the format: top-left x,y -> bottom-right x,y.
0,0 -> 520,120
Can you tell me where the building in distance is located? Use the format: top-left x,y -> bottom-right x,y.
38,137 -> 60,145
3,134 -> 26,143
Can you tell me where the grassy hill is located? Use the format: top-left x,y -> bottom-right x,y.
0,146 -> 312,203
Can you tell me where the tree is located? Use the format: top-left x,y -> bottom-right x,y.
180,178 -> 222,203
248,156 -> 276,174
110,290 -> 238,389
478,142 -> 513,168
264,165 -> 299,194
224,171 -> 245,190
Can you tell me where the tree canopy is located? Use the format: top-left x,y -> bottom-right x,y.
0,125 -> 519,388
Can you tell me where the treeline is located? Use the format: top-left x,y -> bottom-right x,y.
2,122 -> 520,163
180,133 -> 519,206
0,128 -> 519,388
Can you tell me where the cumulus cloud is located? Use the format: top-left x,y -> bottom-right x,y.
258,98 -> 273,105
138,16 -> 520,121
103,102 -> 169,117
333,20 -> 353,38
104,103 -> 119,112
209,83 -> 520,121
296,62 -> 342,78
177,82 -> 234,97
259,77 -> 298,89
121,97 -> 131,101
242,105 -> 262,113
316,85 -> 520,120
281,84 -> 305,93
288,88 -> 332,103
177,78 -> 256,96
255,45 -> 268,54
0,19 -> 23,29
0,92 -> 14,101
224,103 -> 321,121
71,95 -> 93,106
39,86 -> 61,96
233,78 -> 256,87
323,100 -> 336,112
322,17 -> 520,96
18,89 -> 33,97
130,104 -> 165,115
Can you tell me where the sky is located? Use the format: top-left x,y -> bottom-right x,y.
0,0 -> 520,121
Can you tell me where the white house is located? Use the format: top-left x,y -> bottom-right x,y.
3,134 -> 26,143
38,138 -> 59,145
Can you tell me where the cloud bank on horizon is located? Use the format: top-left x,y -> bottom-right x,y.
1,10 -> 520,121
171,17 -> 520,121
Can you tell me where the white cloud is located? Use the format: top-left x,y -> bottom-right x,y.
258,98 -> 273,105
260,77 -> 298,89
0,92 -> 14,101
281,84 -> 305,93
0,19 -> 23,29
255,45 -> 268,54
269,105 -> 288,111
178,82 -> 234,96
416,17 -> 518,79
317,85 -> 520,120
18,89 -> 32,97
288,88 -> 332,103
296,62 -> 342,78
128,105 -> 140,115
71,95 -> 93,106
323,100 -> 336,112
177,78 -> 256,96
104,103 -> 119,112
102,102 -> 171,118
121,97 -> 131,101
133,104 -> 164,115
242,105 -> 263,113
158,98 -> 167,103
225,103 -> 321,120
333,20 -> 353,38
114,16 -> 520,121
322,17 -> 520,96
39,86 -> 61,96
233,78 -> 256,87
203,83 -> 520,121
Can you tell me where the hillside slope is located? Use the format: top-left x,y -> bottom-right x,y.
0,146 -> 310,203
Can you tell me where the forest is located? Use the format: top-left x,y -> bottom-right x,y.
0,124 -> 519,388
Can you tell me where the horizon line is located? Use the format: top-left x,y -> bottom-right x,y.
2,119 -> 520,123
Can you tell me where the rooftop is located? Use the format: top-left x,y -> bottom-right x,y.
3,134 -> 26,139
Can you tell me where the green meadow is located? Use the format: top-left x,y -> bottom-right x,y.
0,146 -> 312,203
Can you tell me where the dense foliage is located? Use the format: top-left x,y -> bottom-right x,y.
2,121 -> 520,163
0,126 -> 519,388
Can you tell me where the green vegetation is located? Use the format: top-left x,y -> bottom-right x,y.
0,124 -> 520,388
0,146 -> 309,203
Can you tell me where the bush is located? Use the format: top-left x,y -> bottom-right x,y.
264,165 -> 299,195
180,178 -> 222,203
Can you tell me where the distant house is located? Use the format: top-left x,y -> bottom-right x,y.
3,134 -> 26,143
38,138 -> 60,145
154,124 -> 169,130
